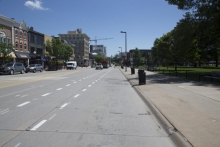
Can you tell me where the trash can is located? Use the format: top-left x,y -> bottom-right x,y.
131,68 -> 135,74
138,69 -> 146,85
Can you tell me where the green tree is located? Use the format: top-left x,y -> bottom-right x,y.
165,0 -> 220,67
0,41 -> 14,64
63,45 -> 73,62
132,48 -> 142,66
94,53 -> 104,63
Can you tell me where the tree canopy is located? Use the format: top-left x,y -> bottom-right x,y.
151,0 -> 220,68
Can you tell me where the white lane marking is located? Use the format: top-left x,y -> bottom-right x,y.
0,108 -> 10,114
33,98 -> 38,101
66,84 -> 71,86
82,89 -> 86,92
74,94 -> 80,98
92,82 -> 95,84
49,114 -> 56,120
57,88 -> 62,90
14,143 -> 21,147
30,120 -> 47,131
42,93 -> 50,97
17,101 -> 30,107
59,102 -> 70,109
73,82 -> 76,83
83,78 -> 85,79
88,85 -> 91,87
21,94 -> 28,98
79,80 -> 81,81
15,95 -> 20,97
95,80 -> 97,81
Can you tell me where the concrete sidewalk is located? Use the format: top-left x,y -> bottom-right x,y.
119,67 -> 220,147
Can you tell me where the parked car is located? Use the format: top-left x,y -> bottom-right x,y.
0,62 -> 26,75
96,63 -> 103,70
26,64 -> 43,73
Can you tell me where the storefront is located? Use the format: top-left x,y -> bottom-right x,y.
14,51 -> 30,67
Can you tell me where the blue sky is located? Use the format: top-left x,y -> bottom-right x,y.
0,0 -> 186,57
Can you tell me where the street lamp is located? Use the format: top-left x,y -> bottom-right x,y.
120,31 -> 127,72
33,51 -> 36,64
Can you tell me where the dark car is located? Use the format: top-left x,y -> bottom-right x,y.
0,62 -> 26,75
26,64 -> 43,73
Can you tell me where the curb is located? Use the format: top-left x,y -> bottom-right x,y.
119,68 -> 193,147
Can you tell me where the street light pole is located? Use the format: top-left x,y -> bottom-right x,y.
120,31 -> 127,72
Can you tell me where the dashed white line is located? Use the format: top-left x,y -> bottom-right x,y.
66,84 -> 71,86
30,120 -> 47,131
33,98 -> 38,101
42,93 -> 50,97
57,88 -> 62,90
92,82 -> 95,84
74,94 -> 80,98
0,108 -> 10,114
21,94 -> 28,98
88,85 -> 91,87
14,143 -> 21,147
82,89 -> 87,92
59,103 -> 70,109
17,101 -> 30,107
73,82 -> 76,83
49,114 -> 57,120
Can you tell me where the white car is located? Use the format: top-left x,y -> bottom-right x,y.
66,61 -> 77,70
96,63 -> 103,70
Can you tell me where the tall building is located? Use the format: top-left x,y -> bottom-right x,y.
90,45 -> 107,58
58,29 -> 90,66
28,27 -> 44,65
0,15 -> 16,63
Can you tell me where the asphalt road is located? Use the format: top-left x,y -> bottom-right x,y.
0,67 -> 176,147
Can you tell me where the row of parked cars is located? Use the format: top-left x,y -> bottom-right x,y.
0,62 -> 43,75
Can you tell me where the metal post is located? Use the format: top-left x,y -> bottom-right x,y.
120,31 -> 127,72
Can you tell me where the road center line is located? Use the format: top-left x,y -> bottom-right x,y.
30,120 -> 47,131
17,101 -> 30,107
74,94 -> 80,98
49,114 -> 57,120
42,93 -> 50,97
59,103 -> 70,109
56,88 -> 62,90
0,108 -> 10,114
21,94 -> 28,98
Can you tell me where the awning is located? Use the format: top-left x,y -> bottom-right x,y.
15,51 -> 30,59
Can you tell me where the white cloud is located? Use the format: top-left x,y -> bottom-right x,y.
24,0 -> 49,10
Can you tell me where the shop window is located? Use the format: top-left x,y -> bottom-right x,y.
20,30 -> 23,38
15,29 -> 18,38
15,40 -> 18,49
24,42 -> 27,49
20,41 -> 23,50
24,32 -> 27,39
31,47 -> 35,53
37,48 -> 43,55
